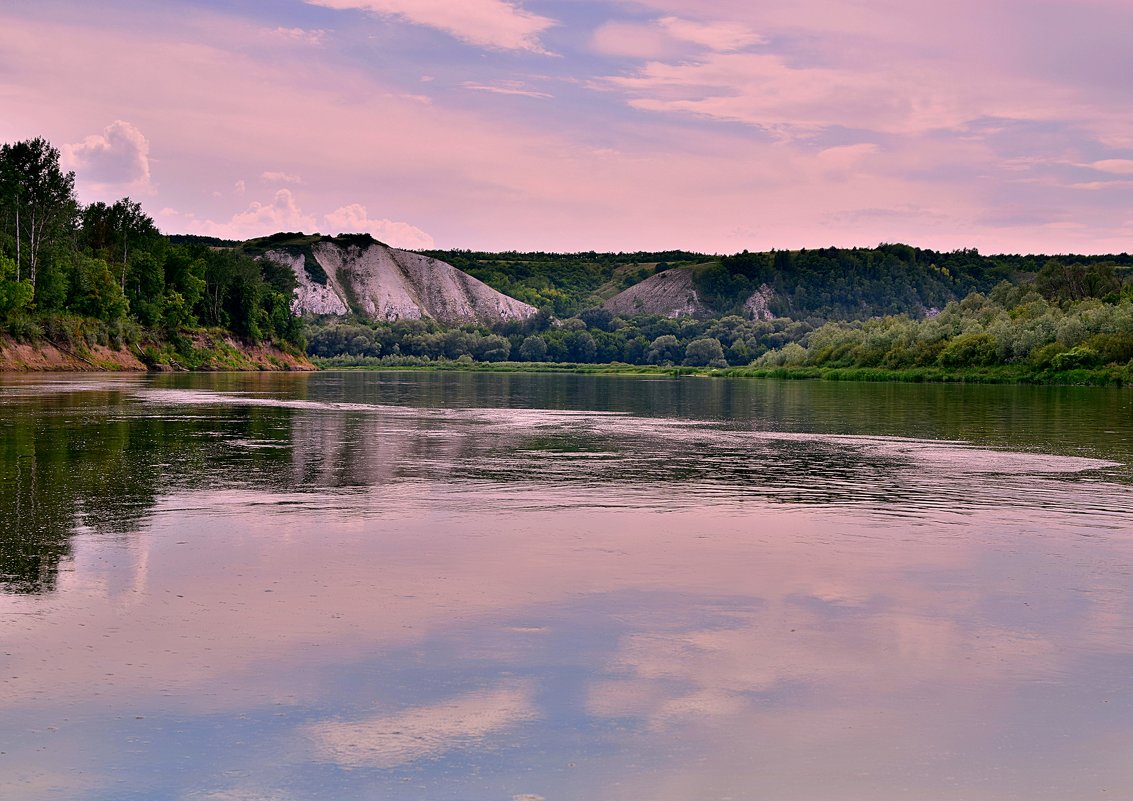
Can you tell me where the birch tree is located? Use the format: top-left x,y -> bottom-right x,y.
0,138 -> 78,290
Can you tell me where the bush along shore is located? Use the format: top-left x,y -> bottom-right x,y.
309,356 -> 1132,387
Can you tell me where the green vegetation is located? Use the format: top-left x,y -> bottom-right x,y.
305,314 -> 813,369
747,280 -> 1133,384
423,249 -> 707,317
307,272 -> 1133,385
0,137 -> 305,364
4,135 -> 1131,386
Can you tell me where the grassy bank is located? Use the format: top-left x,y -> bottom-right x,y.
311,357 -> 1132,386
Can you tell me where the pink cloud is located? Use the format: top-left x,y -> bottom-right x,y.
324,203 -> 435,249
592,15 -> 762,59
305,0 -> 556,52
4,3 -> 1132,255
1090,159 -> 1133,175
591,21 -> 676,59
185,189 -> 319,240
261,171 -> 304,184
601,51 -> 1070,138
63,120 -> 153,196
268,26 -> 327,46
657,16 -> 764,51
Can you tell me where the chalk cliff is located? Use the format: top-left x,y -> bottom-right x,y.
264,237 -> 538,326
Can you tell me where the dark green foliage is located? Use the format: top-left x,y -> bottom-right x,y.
423,249 -> 707,317
0,137 -> 78,290
329,232 -> 379,249
0,137 -> 305,352
166,234 -> 239,247
683,337 -> 727,367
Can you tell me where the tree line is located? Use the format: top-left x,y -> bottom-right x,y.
0,137 -> 303,351
752,279 -> 1133,379
306,312 -> 814,368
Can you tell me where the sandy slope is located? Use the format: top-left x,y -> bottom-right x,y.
602,268 -> 702,318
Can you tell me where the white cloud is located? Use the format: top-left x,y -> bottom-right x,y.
64,120 -> 153,193
305,0 -> 556,52
306,682 -> 538,768
324,203 -> 435,249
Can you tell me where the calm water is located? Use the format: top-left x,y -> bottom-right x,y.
2,371 -> 1132,801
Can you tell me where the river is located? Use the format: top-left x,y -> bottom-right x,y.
2,371 -> 1132,800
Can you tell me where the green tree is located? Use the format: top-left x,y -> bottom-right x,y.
683,337 -> 726,367
0,138 -> 78,290
68,254 -> 128,321
518,334 -> 548,362
646,334 -> 682,365
0,254 -> 33,318
80,198 -> 161,292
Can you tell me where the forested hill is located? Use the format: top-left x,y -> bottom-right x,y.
427,246 -> 1133,321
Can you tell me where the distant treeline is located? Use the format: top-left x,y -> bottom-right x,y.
0,137 -> 303,352
309,267 -> 1133,380
428,244 -> 1133,321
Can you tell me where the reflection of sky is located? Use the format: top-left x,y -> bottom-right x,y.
2,376 -> 1133,800
4,492 -> 1133,798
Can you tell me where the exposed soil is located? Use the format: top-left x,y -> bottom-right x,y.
0,334 -> 315,373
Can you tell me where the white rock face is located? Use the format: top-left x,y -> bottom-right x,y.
602,268 -> 701,318
743,283 -> 776,321
266,241 -> 537,326
273,251 -> 349,316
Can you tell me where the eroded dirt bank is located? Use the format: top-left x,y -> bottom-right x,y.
0,334 -> 315,372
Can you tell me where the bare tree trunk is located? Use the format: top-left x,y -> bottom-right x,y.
28,206 -> 36,289
121,224 -> 128,291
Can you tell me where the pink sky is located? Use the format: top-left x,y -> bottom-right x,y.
2,0 -> 1132,253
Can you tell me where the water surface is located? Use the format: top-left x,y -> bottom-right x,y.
2,371 -> 1132,801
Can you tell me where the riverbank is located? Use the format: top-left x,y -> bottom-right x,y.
1,331 -> 314,372
311,357 -> 1132,386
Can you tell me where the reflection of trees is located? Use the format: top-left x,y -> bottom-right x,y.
5,371 -> 1128,594
0,387 -> 294,594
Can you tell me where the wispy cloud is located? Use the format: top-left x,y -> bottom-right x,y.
462,81 -> 552,99
267,26 -> 327,46
658,16 -> 764,52
1090,159 -> 1133,175
304,0 -> 556,52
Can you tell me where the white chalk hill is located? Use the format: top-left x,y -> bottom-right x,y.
265,237 -> 538,326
